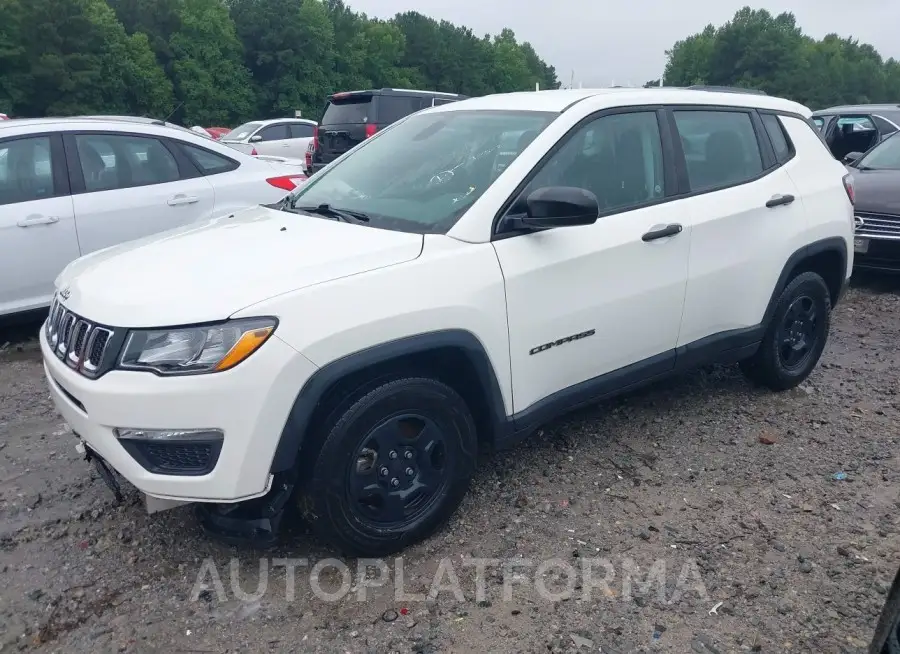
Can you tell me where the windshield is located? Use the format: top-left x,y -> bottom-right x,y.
222,122 -> 262,141
857,132 -> 900,170
288,109 -> 556,233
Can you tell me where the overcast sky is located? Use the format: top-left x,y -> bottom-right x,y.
346,0 -> 900,88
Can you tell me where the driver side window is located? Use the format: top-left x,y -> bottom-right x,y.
509,111 -> 665,216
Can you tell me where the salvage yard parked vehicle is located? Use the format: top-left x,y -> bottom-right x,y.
0,116 -> 307,318
42,88 -> 853,556
844,131 -> 900,272
220,118 -> 317,160
308,87 -> 466,174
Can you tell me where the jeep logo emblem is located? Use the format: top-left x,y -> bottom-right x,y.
59,287 -> 71,300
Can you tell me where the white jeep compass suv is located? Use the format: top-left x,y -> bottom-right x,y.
41,88 -> 855,556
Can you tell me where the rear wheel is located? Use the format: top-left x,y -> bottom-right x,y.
740,271 -> 831,391
297,376 -> 477,556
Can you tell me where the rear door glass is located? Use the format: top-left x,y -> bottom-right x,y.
322,97 -> 373,124
290,123 -> 315,138
376,95 -> 425,123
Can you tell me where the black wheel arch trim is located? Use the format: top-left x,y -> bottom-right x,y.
269,329 -> 509,473
762,236 -> 848,325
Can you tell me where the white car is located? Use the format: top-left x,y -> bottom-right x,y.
0,116 -> 307,317
220,118 -> 317,160
42,88 -> 854,556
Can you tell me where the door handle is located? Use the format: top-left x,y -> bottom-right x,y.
642,223 -> 682,242
17,214 -> 60,227
765,194 -> 795,208
167,195 -> 199,206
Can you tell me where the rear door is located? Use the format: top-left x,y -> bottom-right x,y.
824,114 -> 881,160
318,93 -> 376,164
65,131 -> 216,255
285,122 -> 315,159
673,107 -> 807,347
0,133 -> 80,315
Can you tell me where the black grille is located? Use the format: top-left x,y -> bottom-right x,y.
45,296 -> 116,377
121,439 -> 222,476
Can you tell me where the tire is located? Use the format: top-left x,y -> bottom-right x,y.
739,271 -> 832,391
297,376 -> 477,556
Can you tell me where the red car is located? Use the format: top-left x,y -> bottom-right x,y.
204,127 -> 229,140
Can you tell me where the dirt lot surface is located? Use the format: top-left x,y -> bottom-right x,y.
1,278 -> 899,654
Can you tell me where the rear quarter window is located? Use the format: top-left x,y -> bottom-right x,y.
779,114 -> 836,159
376,95 -> 426,123
760,113 -> 795,164
179,143 -> 239,175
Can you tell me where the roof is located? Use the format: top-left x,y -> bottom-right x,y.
245,117 -> 317,126
812,104 -> 900,116
429,88 -> 811,116
330,88 -> 465,98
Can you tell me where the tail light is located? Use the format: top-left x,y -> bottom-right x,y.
312,126 -> 319,151
266,174 -> 307,191
843,174 -> 855,205
365,123 -> 377,139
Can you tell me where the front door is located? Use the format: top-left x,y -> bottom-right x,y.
492,109 -> 691,415
251,123 -> 292,157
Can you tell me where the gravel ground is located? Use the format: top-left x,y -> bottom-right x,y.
1,277 -> 898,654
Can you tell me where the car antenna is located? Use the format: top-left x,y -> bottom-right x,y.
162,101 -> 185,123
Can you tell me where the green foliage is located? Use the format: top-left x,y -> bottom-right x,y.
664,6 -> 900,108
0,0 -> 559,122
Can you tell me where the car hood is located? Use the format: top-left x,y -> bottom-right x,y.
849,168 -> 900,215
55,205 -> 423,327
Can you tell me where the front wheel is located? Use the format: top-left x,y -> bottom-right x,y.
740,271 -> 832,391
297,377 -> 477,556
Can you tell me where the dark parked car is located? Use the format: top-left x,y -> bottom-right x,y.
844,131 -> 900,271
308,88 -> 466,174
812,104 -> 900,161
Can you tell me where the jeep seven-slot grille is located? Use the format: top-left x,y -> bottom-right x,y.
855,211 -> 900,240
46,297 -> 115,377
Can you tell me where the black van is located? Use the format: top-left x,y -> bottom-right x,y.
309,88 -> 466,173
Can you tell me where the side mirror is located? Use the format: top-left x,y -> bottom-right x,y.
249,134 -> 263,143
843,151 -> 864,165
505,186 -> 599,230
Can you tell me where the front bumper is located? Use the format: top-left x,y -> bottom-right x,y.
40,327 -> 317,503
853,235 -> 900,273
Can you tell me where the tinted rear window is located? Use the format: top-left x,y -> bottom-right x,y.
322,96 -> 373,125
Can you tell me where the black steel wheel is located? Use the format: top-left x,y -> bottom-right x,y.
298,376 -> 477,556
740,271 -> 831,391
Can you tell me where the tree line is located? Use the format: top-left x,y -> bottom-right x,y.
653,6 -> 900,109
0,0 -> 560,126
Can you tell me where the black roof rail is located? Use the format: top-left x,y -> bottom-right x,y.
685,85 -> 767,96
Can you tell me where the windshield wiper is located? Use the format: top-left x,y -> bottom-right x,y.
293,203 -> 370,223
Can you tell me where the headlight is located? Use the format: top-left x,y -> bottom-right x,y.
118,318 -> 276,375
